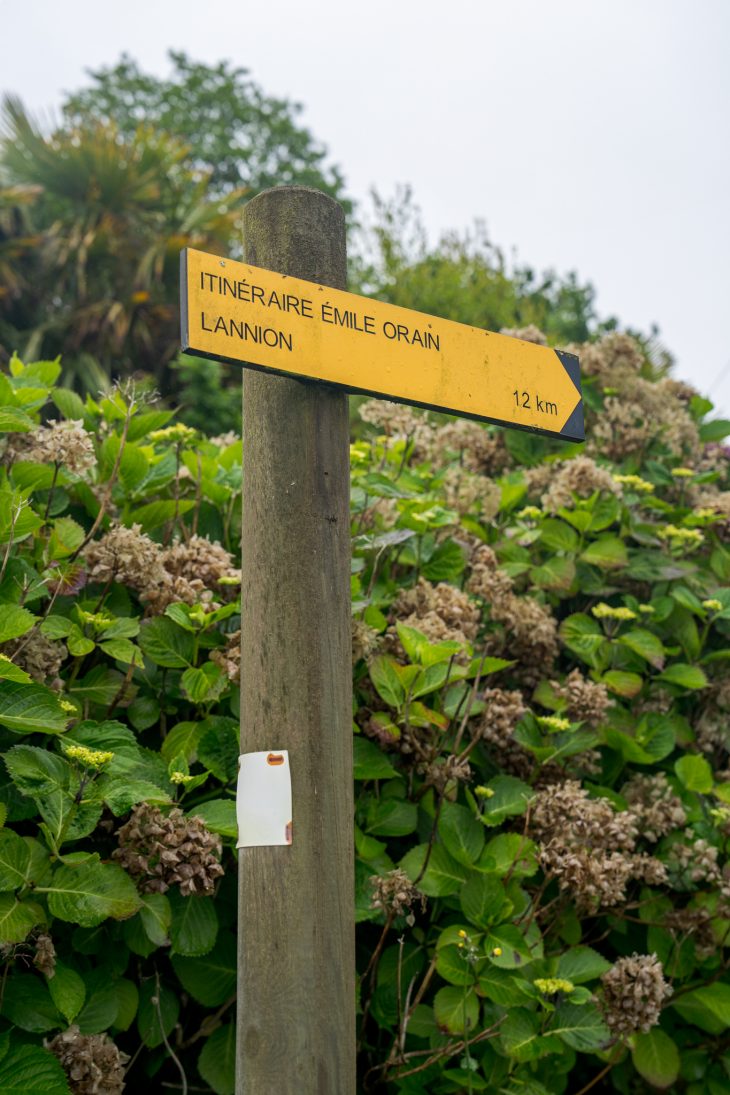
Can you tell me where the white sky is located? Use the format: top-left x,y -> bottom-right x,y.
3,0 -> 730,412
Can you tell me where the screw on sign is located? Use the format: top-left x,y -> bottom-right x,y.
179,185 -> 583,1095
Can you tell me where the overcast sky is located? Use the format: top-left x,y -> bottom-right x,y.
4,0 -> 730,412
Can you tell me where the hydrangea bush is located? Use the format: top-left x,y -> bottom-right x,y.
1,334 -> 730,1093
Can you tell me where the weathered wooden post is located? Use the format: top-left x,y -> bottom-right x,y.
179,189 -> 584,1093
236,187 -> 355,1094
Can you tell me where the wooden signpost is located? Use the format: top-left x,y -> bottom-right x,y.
179,186 -> 583,1095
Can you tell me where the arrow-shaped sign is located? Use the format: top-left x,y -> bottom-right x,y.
181,247 -> 583,441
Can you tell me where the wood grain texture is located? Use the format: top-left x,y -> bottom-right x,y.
237,187 -> 355,1095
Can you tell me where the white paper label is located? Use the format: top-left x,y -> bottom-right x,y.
236,750 -> 292,848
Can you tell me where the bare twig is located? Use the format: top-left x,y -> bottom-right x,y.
71,400 -> 134,560
572,1042 -> 622,1095
153,970 -> 188,1095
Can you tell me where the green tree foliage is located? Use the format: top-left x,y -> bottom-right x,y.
0,53 -> 348,397
62,51 -> 348,202
354,188 -> 617,346
1,335 -> 730,1091
0,98 -> 243,393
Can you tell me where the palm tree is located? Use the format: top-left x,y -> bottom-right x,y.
0,97 -> 245,394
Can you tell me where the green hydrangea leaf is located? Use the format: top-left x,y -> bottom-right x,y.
187,799 -> 237,838
172,932 -> 236,1006
0,895 -> 45,943
632,1028 -> 680,1088
48,962 -> 86,1024
549,1002 -> 611,1051
433,986 -> 479,1035
0,684 -> 69,735
168,891 -> 218,957
675,754 -> 714,793
0,605 -> 37,643
42,859 -> 142,927
0,828 -> 32,891
137,980 -> 179,1048
198,1021 -> 236,1095
0,1044 -> 71,1094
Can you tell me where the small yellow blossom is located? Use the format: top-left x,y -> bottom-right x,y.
592,603 -> 637,621
149,424 -> 198,445
603,387 -> 619,396
475,785 -> 495,799
703,599 -> 723,613
517,506 -> 543,520
638,604 -> 655,614
492,947 -> 503,957
0,654 -> 11,663
534,978 -> 575,995
76,609 -> 115,629
537,715 -> 572,733
64,745 -> 114,768
59,700 -> 76,713
170,771 -> 195,785
350,441 -> 371,465
458,929 -> 468,939
657,525 -> 704,549
612,474 -> 654,493
671,467 -> 695,478
218,575 -> 242,586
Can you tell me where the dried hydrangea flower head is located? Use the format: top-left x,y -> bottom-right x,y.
33,932 -> 56,979
622,773 -> 687,842
599,953 -> 672,1036
588,376 -> 700,463
162,534 -> 240,592
359,398 -> 427,439
522,462 -> 555,501
541,456 -> 621,514
466,544 -> 514,604
211,629 -> 241,683
352,619 -> 381,666
441,465 -> 501,519
532,780 -> 638,853
476,688 -> 527,744
576,332 -> 645,387
492,594 -> 559,689
474,687 -> 537,779
499,324 -> 548,346
694,674 -> 730,756
552,669 -> 611,728
418,753 -> 472,793
369,868 -> 426,919
113,803 -> 224,896
422,419 -> 511,476
0,630 -> 66,686
386,576 -> 480,660
84,526 -> 239,616
532,780 -> 667,911
391,577 -> 480,640
84,524 -> 166,592
693,494 -> 730,547
667,829 -> 722,887
209,430 -> 240,449
8,419 -> 96,475
47,1026 -> 129,1095
466,544 -> 558,688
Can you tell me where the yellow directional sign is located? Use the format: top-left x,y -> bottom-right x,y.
180,248 -> 584,441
